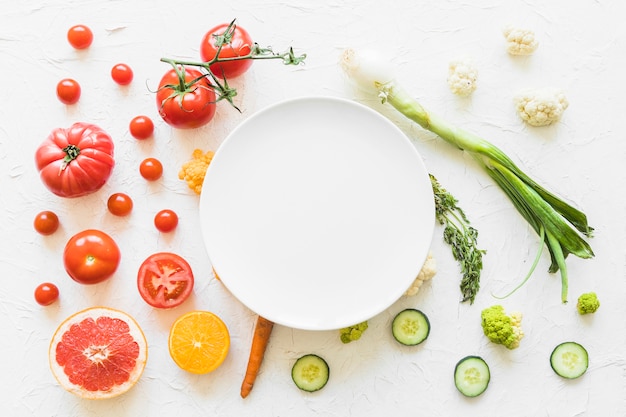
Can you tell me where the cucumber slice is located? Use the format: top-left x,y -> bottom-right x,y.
291,354 -> 329,392
454,356 -> 490,397
550,341 -> 588,379
392,308 -> 430,346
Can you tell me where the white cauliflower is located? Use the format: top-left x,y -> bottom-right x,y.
447,58 -> 478,97
514,88 -> 569,127
404,252 -> 436,296
503,26 -> 538,56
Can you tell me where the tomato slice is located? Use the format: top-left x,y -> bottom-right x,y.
137,252 -> 194,309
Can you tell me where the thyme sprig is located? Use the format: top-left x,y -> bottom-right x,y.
430,174 -> 486,304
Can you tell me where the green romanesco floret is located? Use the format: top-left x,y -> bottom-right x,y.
577,292 -> 600,315
339,321 -> 369,343
480,305 -> 524,349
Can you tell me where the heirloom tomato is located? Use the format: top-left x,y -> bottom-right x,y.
35,123 -> 115,198
63,229 -> 121,285
200,22 -> 254,79
137,252 -> 194,309
156,67 -> 216,129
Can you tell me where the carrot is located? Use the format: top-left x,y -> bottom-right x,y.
240,315 -> 274,398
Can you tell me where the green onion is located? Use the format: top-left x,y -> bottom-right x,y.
340,48 -> 593,303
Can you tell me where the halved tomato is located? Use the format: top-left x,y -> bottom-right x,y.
137,252 -> 194,309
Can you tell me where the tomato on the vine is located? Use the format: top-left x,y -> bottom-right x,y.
35,282 -> 60,306
67,24 -> 93,49
200,22 -> 254,79
33,210 -> 60,235
154,209 -> 178,232
56,79 -> 81,104
156,67 -> 216,129
139,158 -> 163,181
107,193 -> 133,216
137,252 -> 194,309
63,229 -> 121,285
111,63 -> 134,85
35,122 -> 115,198
129,115 -> 154,139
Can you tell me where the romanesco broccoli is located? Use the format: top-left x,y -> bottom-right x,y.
480,305 -> 524,349
178,149 -> 215,194
339,321 -> 369,343
577,292 -> 600,315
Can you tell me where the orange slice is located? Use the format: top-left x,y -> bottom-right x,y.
49,307 -> 147,399
168,310 -> 230,374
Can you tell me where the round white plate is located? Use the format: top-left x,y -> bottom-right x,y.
199,96 -> 434,330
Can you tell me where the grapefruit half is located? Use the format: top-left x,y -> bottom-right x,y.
49,307 -> 148,399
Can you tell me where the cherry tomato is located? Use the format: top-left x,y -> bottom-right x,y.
63,229 -> 121,285
137,252 -> 194,309
56,78 -> 81,105
34,282 -> 60,306
139,158 -> 163,181
154,209 -> 178,232
107,193 -> 133,216
67,24 -> 93,49
35,123 -> 115,198
156,67 -> 216,129
200,21 -> 254,79
33,211 -> 60,235
111,63 -> 134,85
129,115 -> 154,140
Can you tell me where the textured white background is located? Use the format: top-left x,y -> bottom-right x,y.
1,0 -> 625,415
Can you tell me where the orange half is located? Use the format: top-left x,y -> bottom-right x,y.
168,310 -> 230,374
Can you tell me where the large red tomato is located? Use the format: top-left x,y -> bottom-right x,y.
200,22 -> 254,79
156,67 -> 216,129
63,229 -> 121,285
35,123 -> 115,198
137,252 -> 194,309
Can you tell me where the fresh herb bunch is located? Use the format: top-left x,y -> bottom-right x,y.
430,174 -> 485,304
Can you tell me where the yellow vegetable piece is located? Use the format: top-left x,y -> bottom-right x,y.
178,149 -> 215,194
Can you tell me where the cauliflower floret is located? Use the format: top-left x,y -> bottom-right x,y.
178,149 -> 215,194
480,305 -> 524,349
447,58 -> 478,97
503,26 -> 538,56
339,321 -> 369,344
404,252 -> 436,296
514,88 -> 569,127
577,292 -> 600,315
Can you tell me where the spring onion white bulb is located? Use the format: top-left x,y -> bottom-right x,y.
340,48 -> 593,303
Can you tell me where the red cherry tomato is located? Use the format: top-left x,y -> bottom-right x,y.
67,24 -> 93,49
137,252 -> 194,309
33,211 -> 60,235
35,123 -> 115,198
200,21 -> 254,79
56,79 -> 81,104
63,229 -> 121,285
139,158 -> 163,181
107,193 -> 133,216
111,63 -> 134,85
154,209 -> 178,232
156,67 -> 216,129
34,282 -> 60,306
129,115 -> 154,140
